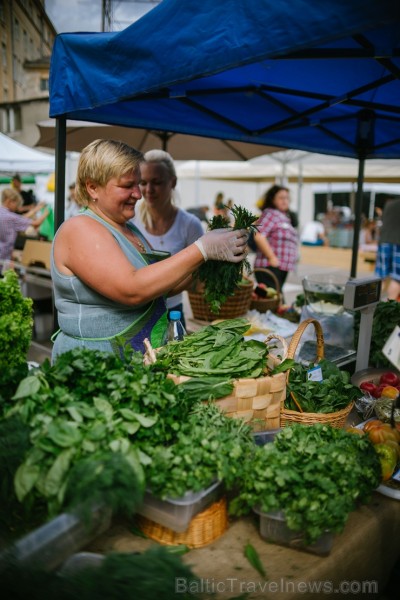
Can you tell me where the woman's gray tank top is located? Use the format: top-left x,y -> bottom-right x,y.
51,209 -> 165,359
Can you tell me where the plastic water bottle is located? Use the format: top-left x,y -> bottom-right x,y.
163,310 -> 186,345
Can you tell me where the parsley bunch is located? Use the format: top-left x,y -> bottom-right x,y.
230,424 -> 381,544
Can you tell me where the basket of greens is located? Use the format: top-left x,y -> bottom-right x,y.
189,204 -> 257,320
281,319 -> 361,428
152,318 -> 288,431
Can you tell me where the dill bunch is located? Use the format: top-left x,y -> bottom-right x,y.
196,204 -> 258,313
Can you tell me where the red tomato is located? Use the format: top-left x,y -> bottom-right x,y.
360,381 -> 378,396
380,372 -> 400,387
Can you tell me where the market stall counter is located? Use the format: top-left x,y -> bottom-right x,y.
86,493 -> 399,599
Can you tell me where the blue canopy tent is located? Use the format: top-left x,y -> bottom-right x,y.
49,0 -> 400,276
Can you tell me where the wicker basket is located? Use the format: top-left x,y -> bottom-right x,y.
188,279 -> 253,321
168,334 -> 288,431
280,318 -> 354,429
137,497 -> 228,548
250,268 -> 281,313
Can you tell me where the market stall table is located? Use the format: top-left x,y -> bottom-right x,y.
86,493 -> 400,599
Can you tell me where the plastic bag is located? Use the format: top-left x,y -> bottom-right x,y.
300,304 -> 355,350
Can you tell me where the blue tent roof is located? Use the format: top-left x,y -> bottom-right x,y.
49,0 -> 400,159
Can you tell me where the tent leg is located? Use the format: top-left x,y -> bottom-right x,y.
53,117 -> 66,337
54,117 -> 66,233
350,157 -> 365,278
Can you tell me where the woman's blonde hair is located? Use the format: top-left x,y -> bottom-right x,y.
1,187 -> 22,207
75,139 -> 144,207
139,149 -> 178,228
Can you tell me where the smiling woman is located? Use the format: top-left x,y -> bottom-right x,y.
51,139 -> 249,361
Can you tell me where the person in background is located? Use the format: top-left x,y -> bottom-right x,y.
300,218 -> 329,246
253,184 -> 299,292
359,217 -> 377,249
375,197 -> 400,300
213,191 -> 229,219
51,139 -> 248,360
0,188 -> 48,270
11,174 -> 37,213
133,149 -> 204,326
65,182 -> 81,219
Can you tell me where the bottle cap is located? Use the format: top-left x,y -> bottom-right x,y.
169,310 -> 182,320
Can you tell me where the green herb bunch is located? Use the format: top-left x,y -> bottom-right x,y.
143,402 -> 254,499
230,423 -> 381,544
5,347 -> 198,516
2,546 -> 201,600
0,270 -> 32,408
285,358 -> 362,413
155,317 -> 269,378
354,300 -> 400,368
196,204 -> 258,313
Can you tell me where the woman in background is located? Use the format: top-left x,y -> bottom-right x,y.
253,185 -> 298,292
133,150 -> 204,325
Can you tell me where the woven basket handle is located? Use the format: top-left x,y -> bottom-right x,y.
264,333 -> 288,360
285,318 -> 325,413
287,318 -> 324,362
253,268 -> 281,293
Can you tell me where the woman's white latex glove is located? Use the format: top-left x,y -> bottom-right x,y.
194,228 -> 248,262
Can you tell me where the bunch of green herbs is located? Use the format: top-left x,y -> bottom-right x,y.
1,546 -> 201,600
196,204 -> 258,313
354,300 -> 400,368
143,402 -> 254,499
155,318 -> 269,378
0,270 -> 32,408
285,358 -> 362,413
4,347 -> 197,516
230,423 -> 381,544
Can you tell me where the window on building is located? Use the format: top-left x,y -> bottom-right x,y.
2,43 -> 7,69
23,30 -> 28,55
14,18 -> 20,42
40,77 -> 49,91
0,106 -> 22,133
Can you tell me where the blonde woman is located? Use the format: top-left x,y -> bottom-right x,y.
133,149 -> 204,323
51,140 -> 248,359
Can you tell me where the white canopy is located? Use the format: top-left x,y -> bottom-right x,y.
0,132 -> 55,174
177,151 -> 400,184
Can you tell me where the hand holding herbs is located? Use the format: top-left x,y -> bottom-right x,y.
196,204 -> 258,313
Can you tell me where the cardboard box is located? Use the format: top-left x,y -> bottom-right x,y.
21,240 -> 52,270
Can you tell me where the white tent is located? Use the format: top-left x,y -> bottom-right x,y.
0,132 -> 55,174
177,151 -> 400,184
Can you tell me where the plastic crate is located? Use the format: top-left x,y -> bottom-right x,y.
254,509 -> 334,556
136,480 -> 223,533
252,428 -> 281,446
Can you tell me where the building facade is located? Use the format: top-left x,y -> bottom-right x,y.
0,0 -> 56,146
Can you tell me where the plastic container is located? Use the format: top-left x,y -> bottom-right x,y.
302,273 -> 347,315
254,508 -> 334,556
58,552 -> 105,575
162,310 -> 186,344
136,480 -> 223,533
0,505 -> 112,572
252,428 -> 281,446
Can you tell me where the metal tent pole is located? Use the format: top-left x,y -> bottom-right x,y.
54,117 -> 66,233
350,157 -> 365,278
53,117 -> 67,334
